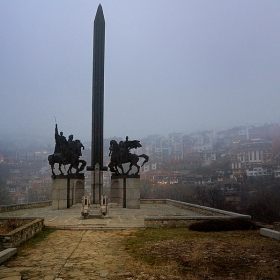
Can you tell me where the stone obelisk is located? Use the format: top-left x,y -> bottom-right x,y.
87,4 -> 107,204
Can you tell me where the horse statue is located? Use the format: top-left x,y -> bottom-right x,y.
48,152 -> 86,177
108,138 -> 149,175
48,124 -> 86,177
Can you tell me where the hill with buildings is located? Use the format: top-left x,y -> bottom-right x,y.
1,122 -> 280,224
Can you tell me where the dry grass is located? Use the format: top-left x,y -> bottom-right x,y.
124,228 -> 280,280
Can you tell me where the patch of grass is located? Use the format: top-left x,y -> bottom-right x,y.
2,227 -> 56,264
125,227 -> 280,279
188,218 -> 259,232
11,227 -> 55,260
16,227 -> 56,253
125,228 -> 200,264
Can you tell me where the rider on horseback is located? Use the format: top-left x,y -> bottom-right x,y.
108,137 -> 149,175
49,124 -> 86,176
54,124 -> 69,164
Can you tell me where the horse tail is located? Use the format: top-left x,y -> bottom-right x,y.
139,154 -> 149,167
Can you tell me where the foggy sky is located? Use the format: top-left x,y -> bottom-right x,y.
1,1 -> 280,144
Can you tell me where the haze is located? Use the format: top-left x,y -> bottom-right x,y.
1,0 -> 280,144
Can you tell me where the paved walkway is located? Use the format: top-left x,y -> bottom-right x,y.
0,203 -> 203,279
0,203 -> 204,229
0,229 -> 141,280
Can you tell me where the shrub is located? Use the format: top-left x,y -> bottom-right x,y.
188,218 -> 259,232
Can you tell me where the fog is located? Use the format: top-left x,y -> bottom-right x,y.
1,0 -> 280,144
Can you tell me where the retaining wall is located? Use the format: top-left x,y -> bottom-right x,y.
141,199 -> 251,228
0,217 -> 44,248
0,201 -> 51,213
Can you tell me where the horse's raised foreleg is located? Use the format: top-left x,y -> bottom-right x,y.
78,160 -> 86,173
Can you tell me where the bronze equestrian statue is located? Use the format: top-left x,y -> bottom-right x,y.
48,124 -> 86,177
108,137 -> 149,175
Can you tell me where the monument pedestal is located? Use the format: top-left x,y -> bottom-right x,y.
111,177 -> 124,205
52,176 -> 68,210
110,175 -> 140,209
52,174 -> 85,210
92,169 -> 103,204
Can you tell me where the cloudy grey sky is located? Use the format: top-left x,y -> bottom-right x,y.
1,0 -> 280,143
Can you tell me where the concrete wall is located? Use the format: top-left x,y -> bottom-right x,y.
0,201 -> 51,213
141,199 -> 251,228
144,216 -> 249,228
141,199 -> 251,217
260,228 -> 280,241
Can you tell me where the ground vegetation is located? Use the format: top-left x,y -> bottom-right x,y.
125,227 -> 280,279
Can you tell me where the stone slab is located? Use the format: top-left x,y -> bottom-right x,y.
110,178 -> 124,205
52,178 -> 68,190
69,178 -> 85,205
125,199 -> 140,209
125,177 -> 140,209
0,248 -> 17,264
52,178 -> 69,210
52,199 -> 67,210
260,228 -> 280,241
111,175 -> 140,179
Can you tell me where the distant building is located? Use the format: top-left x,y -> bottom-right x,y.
246,166 -> 272,177
182,131 -> 217,167
231,138 -> 273,176
141,135 -> 169,162
189,131 -> 217,153
169,133 -> 183,161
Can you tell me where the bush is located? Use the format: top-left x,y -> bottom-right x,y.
188,218 -> 259,232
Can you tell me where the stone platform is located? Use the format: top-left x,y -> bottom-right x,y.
0,199 -> 250,230
0,202 -> 205,229
0,199 -> 252,279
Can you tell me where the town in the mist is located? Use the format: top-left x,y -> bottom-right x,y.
1,1 -> 280,278
1,0 -> 280,230
1,121 -> 280,223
